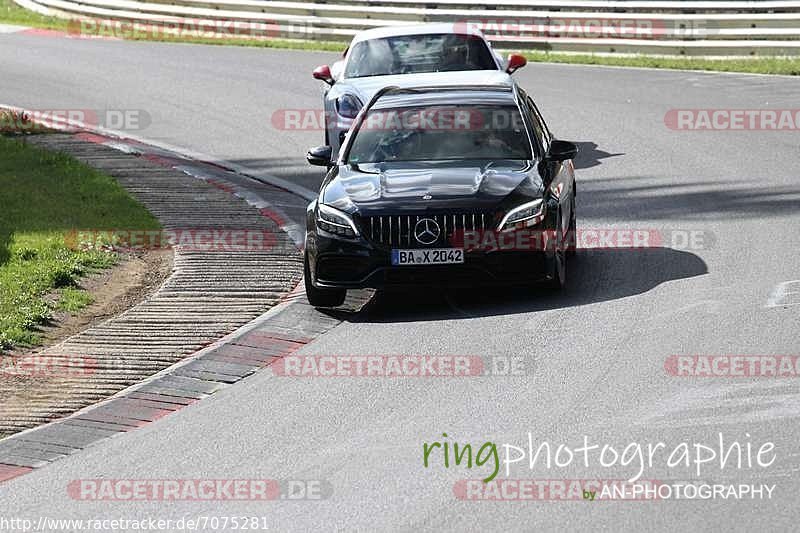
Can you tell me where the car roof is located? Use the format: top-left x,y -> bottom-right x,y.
371,86 -> 517,110
350,23 -> 485,44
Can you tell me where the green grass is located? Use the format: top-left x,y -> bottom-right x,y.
130,34 -> 348,52
514,50 -> 800,76
0,0 -> 346,51
0,134 -> 160,351
0,0 -> 65,30
2,0 -> 799,74
56,287 -> 94,312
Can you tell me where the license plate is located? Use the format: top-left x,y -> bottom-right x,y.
391,248 -> 464,266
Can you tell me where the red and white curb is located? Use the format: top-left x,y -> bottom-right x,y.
0,114 -> 361,484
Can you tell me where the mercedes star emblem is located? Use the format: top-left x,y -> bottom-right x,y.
414,218 -> 441,245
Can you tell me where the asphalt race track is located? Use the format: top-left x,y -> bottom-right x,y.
2,31 -> 800,531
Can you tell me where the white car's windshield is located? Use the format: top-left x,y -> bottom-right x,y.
344,34 -> 497,78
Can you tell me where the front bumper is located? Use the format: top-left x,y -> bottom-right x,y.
307,231 -> 553,290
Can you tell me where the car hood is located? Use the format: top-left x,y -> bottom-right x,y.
321,160 -> 543,215
333,70 -> 513,105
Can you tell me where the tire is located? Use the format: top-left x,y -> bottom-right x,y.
545,210 -> 567,290
304,253 -> 346,307
566,193 -> 577,257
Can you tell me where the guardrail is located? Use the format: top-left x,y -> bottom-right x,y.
15,0 -> 800,55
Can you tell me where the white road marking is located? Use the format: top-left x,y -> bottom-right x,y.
766,280 -> 800,308
0,24 -> 29,34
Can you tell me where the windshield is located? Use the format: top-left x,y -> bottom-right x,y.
346,105 -> 532,163
344,33 -> 497,78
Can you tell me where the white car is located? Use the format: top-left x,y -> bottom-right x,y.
312,23 -> 528,159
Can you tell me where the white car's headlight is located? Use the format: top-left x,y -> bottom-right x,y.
336,94 -> 363,119
317,204 -> 359,238
497,199 -> 544,230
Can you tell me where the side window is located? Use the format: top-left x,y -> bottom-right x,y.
518,94 -> 545,158
527,97 -> 552,150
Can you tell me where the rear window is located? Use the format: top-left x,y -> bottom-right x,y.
346,105 -> 532,163
344,34 -> 497,78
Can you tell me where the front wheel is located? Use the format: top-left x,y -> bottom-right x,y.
304,254 -> 346,307
545,213 -> 567,290
566,192 -> 577,257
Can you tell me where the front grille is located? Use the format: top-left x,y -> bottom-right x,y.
358,212 -> 494,248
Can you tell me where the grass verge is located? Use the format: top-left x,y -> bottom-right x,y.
0,0 -> 347,51
0,0 -> 64,30
513,50 -> 800,76
0,131 -> 160,351
2,0 -> 800,74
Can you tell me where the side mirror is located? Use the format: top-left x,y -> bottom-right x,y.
546,140 -> 578,162
313,65 -> 334,86
307,145 -> 333,166
506,53 -> 527,74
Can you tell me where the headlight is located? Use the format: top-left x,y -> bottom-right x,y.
317,204 -> 359,238
336,94 -> 363,119
497,199 -> 544,230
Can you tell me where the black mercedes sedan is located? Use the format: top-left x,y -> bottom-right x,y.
303,84 -> 577,307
